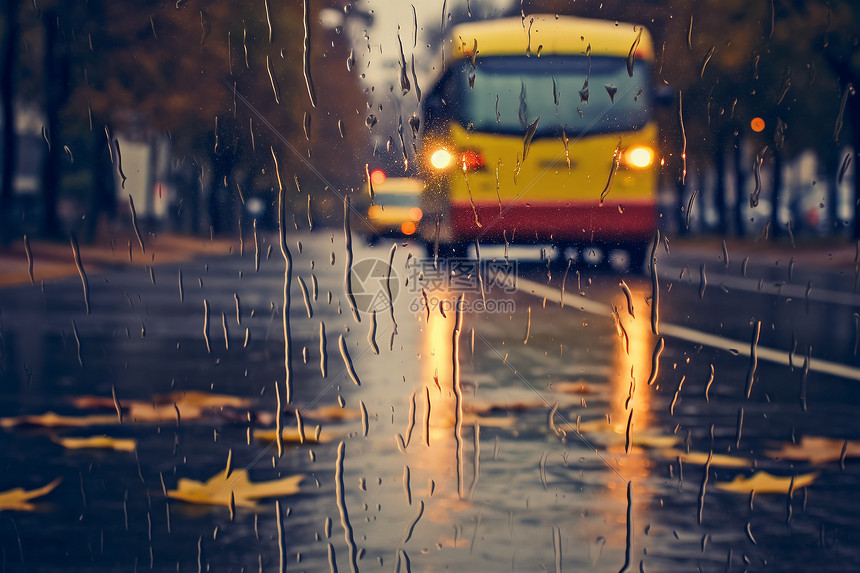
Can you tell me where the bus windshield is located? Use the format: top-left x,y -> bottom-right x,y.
449,55 -> 652,138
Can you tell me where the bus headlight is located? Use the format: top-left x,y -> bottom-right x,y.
430,148 -> 454,169
622,146 -> 654,169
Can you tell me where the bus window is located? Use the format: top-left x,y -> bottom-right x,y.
452,56 -> 652,137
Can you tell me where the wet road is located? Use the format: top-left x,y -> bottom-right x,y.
1,231 -> 859,572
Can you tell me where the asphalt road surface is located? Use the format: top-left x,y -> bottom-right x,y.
1,231 -> 859,572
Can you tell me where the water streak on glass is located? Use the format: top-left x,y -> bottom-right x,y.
275,146 -> 294,405
70,235 -> 90,314
343,198 -> 361,323
127,194 -> 146,254
744,320 -> 761,398
302,0 -> 317,107
338,334 -> 362,387
335,442 -> 359,573
202,299 -> 211,354
366,309 -> 379,354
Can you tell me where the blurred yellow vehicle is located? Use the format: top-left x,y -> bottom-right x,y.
418,14 -> 661,270
364,169 -> 424,242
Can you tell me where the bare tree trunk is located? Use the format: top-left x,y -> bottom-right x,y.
852,102 -> 860,240
822,52 -> 859,239
41,10 -> 62,238
0,0 -> 19,244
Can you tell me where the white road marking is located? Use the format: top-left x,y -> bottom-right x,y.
517,277 -> 860,382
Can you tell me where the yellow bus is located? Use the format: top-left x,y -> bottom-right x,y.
418,14 -> 660,270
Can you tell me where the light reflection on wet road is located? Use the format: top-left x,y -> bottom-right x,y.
0,232 -> 859,571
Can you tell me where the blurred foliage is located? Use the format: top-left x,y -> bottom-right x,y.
4,0 -> 371,236
525,0 -> 859,235
2,0 -> 859,237
526,0 -> 857,162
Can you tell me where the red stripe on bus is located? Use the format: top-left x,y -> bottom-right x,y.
449,203 -> 657,242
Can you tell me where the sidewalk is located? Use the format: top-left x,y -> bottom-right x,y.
0,231 -> 239,288
666,235 -> 859,270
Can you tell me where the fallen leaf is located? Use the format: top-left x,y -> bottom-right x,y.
657,449 -> 750,468
562,418 -> 680,449
53,435 -> 137,452
714,471 -> 818,494
304,405 -> 362,422
765,436 -> 860,465
550,381 -> 594,394
254,427 -> 340,444
463,412 -> 518,429
0,412 -> 118,428
68,396 -> 120,409
0,478 -> 62,511
125,402 -> 203,423
167,471 -> 303,507
255,406 -> 362,427
629,434 -> 680,449
70,391 -> 251,423
156,390 -> 251,409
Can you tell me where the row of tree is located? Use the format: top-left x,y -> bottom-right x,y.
0,0 -> 371,242
0,0 -> 857,241
528,0 -> 859,237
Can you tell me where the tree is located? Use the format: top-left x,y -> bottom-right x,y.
527,0 -> 858,240
0,0 -> 19,244
2,0 -> 370,240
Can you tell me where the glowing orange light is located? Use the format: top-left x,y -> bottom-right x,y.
368,205 -> 383,218
750,117 -> 765,132
430,149 -> 454,169
401,221 -> 417,235
623,146 -> 654,168
370,169 -> 387,186
409,207 -> 423,221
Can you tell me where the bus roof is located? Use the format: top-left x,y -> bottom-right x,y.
447,14 -> 654,62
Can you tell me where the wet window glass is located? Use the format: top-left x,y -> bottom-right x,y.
1,1 -> 859,572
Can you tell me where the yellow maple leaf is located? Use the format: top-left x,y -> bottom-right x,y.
549,381 -> 594,394
157,390 -> 251,410
167,471 -> 303,508
124,402 -> 204,423
70,391 -> 250,423
658,449 -> 751,468
253,427 -> 333,444
0,478 -> 62,512
714,471 -> 818,494
765,436 -> 860,465
304,405 -> 362,421
561,418 -> 680,449
255,406 -> 361,428
0,412 -> 118,428
462,412 -> 518,428
52,435 -> 137,452
627,434 -> 681,449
